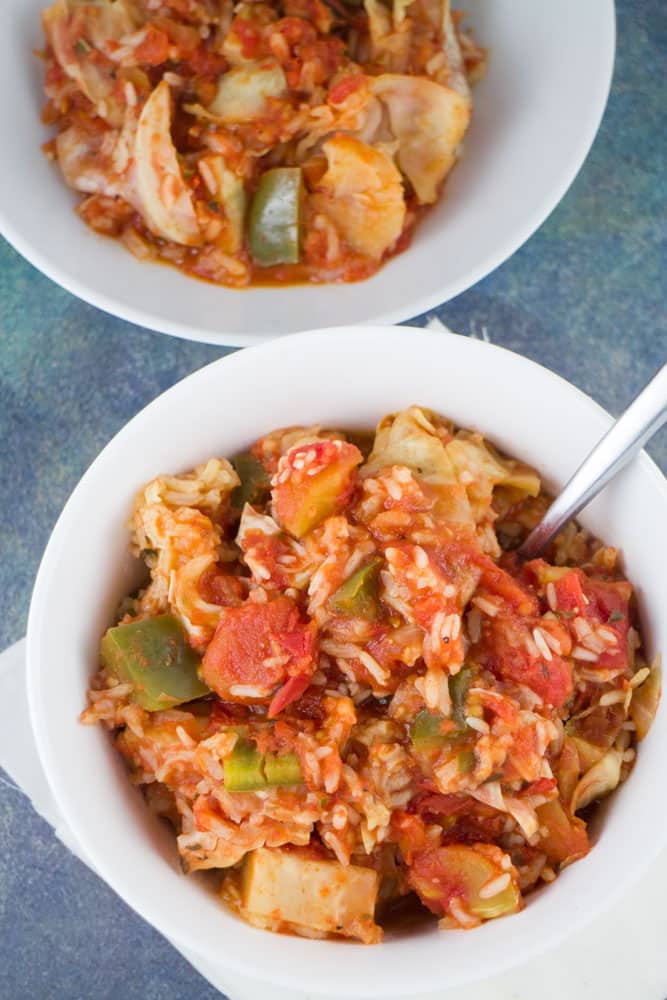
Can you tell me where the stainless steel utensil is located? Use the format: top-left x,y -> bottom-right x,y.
518,362 -> 667,561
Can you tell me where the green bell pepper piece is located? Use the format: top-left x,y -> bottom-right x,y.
329,558 -> 382,618
100,613 -> 209,711
410,709 -> 471,751
410,710 -> 449,750
411,668 -> 475,751
248,167 -> 303,266
224,739 -> 304,792
457,750 -> 476,773
449,666 -> 473,729
232,451 -> 271,508
224,740 -> 267,792
264,751 -> 303,787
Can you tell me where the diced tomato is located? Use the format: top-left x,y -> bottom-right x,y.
328,73 -> 363,105
553,569 -> 587,613
274,15 -> 317,47
474,690 -> 518,724
476,554 -> 539,616
551,571 -> 631,672
522,777 -> 557,798
268,671 -> 312,718
483,616 -> 573,708
274,624 -> 313,662
514,556 -> 544,588
187,46 -> 229,78
583,578 -> 632,671
239,531 -> 294,589
585,577 -> 632,621
270,17 -> 344,88
198,566 -> 246,607
230,16 -> 264,59
201,596 -> 317,707
411,591 -> 454,631
524,564 -> 631,674
132,25 -> 170,65
310,36 -> 346,81
430,536 -> 482,601
527,652 -> 573,708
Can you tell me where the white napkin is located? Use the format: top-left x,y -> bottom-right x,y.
2,636 -> 666,1000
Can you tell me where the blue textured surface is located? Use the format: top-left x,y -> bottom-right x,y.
0,0 -> 666,996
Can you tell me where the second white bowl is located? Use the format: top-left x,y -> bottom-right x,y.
0,1 -> 614,344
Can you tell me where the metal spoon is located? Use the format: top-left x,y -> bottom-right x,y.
517,361 -> 667,561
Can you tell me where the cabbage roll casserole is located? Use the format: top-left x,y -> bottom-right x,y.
40,0 -> 485,286
83,408 -> 660,942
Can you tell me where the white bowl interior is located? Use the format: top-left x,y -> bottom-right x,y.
0,1 -> 614,344
27,328 -> 667,996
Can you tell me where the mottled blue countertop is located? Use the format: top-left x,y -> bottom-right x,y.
1,0 -> 666,996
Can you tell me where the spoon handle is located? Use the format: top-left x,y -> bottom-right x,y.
518,361 -> 667,561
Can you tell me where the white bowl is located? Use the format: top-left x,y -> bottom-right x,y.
1,1 -> 614,346
27,327 -> 667,996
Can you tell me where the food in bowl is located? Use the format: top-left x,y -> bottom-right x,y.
39,0 -> 485,287
82,406 -> 660,943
